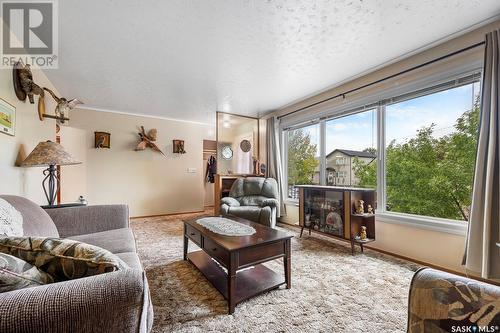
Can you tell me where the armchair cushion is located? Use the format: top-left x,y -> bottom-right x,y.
0,253 -> 54,293
0,236 -> 128,282
225,206 -> 262,222
220,197 -> 240,207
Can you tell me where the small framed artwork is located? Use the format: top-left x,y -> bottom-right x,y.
173,139 -> 186,154
0,98 -> 16,136
94,131 -> 111,148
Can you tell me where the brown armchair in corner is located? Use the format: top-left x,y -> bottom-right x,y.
407,267 -> 500,333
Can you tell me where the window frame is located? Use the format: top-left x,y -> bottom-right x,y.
281,69 -> 481,235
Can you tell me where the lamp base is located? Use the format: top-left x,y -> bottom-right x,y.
42,164 -> 59,206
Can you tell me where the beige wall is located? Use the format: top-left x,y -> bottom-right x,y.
269,20 -> 500,273
69,109 -> 215,217
0,67 -> 60,204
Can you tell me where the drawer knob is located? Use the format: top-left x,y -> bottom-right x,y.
190,233 -> 195,236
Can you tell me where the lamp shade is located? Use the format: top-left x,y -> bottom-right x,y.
21,141 -> 81,167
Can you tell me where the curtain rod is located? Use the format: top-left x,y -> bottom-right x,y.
278,40 -> 486,120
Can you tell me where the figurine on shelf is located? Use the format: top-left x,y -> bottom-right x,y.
355,200 -> 365,214
360,226 -> 367,240
367,204 -> 374,214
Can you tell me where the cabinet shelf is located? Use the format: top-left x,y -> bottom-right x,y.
297,185 -> 376,255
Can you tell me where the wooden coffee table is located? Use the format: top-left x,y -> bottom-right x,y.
183,215 -> 292,314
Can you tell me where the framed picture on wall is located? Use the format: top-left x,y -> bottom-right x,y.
0,98 -> 15,136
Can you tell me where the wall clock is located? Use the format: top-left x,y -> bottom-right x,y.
221,145 -> 233,159
240,139 -> 252,153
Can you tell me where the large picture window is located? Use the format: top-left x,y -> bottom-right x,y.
385,81 -> 480,221
282,72 -> 481,226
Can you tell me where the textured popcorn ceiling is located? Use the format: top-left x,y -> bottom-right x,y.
45,0 -> 500,124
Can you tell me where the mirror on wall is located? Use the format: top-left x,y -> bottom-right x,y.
216,112 -> 259,175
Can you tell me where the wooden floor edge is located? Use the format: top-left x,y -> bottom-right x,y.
131,210 -> 207,219
279,222 -> 500,287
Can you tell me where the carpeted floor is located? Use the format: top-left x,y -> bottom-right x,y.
131,212 -> 420,333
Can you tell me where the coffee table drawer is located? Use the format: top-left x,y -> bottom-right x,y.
203,238 -> 229,265
239,241 -> 284,267
186,225 -> 201,246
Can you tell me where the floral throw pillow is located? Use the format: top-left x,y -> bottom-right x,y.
0,253 -> 54,293
0,236 -> 129,282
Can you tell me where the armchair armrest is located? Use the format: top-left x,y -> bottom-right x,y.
261,198 -> 279,208
221,197 -> 240,207
407,267 -> 500,333
0,269 -> 152,333
45,205 -> 129,238
261,198 -> 280,217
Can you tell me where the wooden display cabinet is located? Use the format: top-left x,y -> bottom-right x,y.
296,185 -> 376,255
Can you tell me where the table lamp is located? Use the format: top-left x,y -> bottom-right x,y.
21,140 -> 81,206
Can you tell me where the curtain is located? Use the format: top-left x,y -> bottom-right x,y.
266,117 -> 286,217
463,29 -> 500,279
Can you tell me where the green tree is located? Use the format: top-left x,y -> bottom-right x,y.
352,149 -> 377,188
353,100 -> 479,221
288,130 -> 319,185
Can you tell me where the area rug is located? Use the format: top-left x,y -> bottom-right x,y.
131,212 -> 420,333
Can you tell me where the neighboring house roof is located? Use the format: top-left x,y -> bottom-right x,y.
326,149 -> 376,159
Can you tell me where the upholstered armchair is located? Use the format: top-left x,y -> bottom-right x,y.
407,267 -> 500,333
220,177 -> 280,228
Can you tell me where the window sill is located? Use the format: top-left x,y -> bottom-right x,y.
375,212 -> 467,236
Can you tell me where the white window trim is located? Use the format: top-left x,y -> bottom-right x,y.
376,211 -> 467,236
280,67 -> 481,235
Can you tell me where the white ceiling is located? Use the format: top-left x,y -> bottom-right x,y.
45,0 -> 500,124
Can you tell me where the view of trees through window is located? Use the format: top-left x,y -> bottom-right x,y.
286,79 -> 480,222
355,82 -> 480,221
287,124 -> 320,199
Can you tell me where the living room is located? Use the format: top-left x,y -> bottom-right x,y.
0,1 -> 499,332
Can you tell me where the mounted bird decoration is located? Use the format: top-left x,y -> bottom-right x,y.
13,61 -> 44,103
42,87 -> 83,124
12,60 -> 83,124
13,61 -> 45,118
135,126 -> 166,157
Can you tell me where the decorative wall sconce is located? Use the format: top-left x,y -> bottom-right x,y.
94,132 -> 111,148
173,140 -> 186,154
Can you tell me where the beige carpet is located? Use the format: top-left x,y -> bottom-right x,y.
131,212 -> 420,333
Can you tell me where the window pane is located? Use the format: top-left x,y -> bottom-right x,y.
385,82 -> 480,221
287,124 -> 320,199
325,109 -> 377,188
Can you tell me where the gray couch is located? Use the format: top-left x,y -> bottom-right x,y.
220,177 -> 279,228
0,195 -> 153,333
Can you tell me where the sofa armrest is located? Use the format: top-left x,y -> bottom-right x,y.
221,197 -> 240,207
0,269 -> 152,333
45,205 -> 129,238
407,267 -> 500,333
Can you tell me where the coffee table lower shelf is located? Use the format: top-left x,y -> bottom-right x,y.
187,250 -> 285,310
